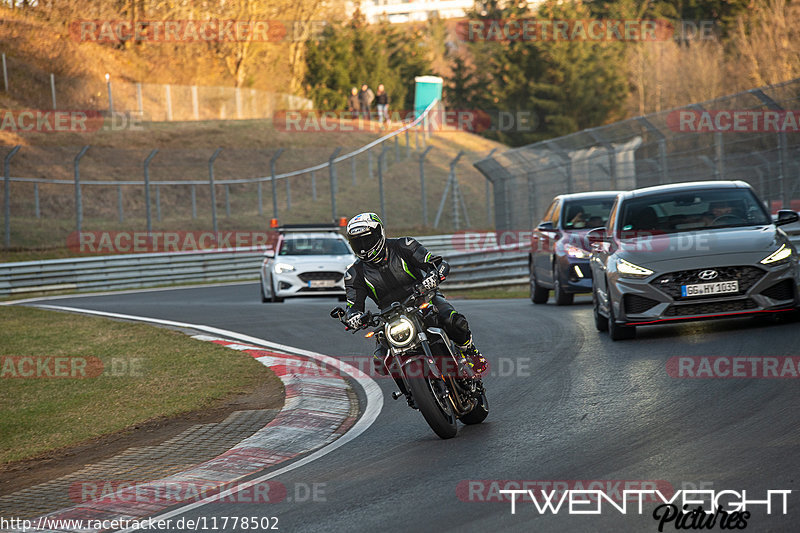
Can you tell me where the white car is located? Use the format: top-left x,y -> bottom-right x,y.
260,225 -> 355,303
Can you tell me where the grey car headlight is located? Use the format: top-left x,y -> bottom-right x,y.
616,258 -> 654,278
760,243 -> 793,265
385,317 -> 415,347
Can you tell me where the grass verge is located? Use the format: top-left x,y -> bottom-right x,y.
0,306 -> 282,464
443,284 -> 529,300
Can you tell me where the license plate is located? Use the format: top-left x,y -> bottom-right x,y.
308,279 -> 336,288
681,280 -> 739,297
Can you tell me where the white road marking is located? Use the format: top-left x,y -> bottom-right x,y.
30,304 -> 383,532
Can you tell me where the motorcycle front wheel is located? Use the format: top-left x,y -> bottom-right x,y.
459,391 -> 488,425
405,360 -> 458,439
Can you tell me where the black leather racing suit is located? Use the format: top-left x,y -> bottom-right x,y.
344,237 -> 473,347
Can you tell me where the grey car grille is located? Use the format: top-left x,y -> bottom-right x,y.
651,266 -> 764,300
664,298 -> 758,316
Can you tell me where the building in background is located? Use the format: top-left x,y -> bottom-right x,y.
354,0 -> 478,23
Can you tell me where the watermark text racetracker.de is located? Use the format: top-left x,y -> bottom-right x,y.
67,231 -> 278,254
0,110 -> 143,133
71,19 -> 325,43
0,356 -> 144,378
272,109 -> 538,134
0,109 -> 142,134
667,356 -> 800,379
451,230 -> 715,254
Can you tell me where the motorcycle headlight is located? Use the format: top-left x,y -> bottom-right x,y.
274,262 -> 296,274
385,317 -> 415,347
760,244 -> 793,265
616,258 -> 654,278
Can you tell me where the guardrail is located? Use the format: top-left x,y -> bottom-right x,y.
4,230 -> 800,297
0,233 -> 490,297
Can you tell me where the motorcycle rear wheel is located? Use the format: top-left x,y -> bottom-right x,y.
405,360 -> 458,439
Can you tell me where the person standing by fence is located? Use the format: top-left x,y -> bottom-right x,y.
375,84 -> 389,128
358,84 -> 374,118
347,87 -> 359,118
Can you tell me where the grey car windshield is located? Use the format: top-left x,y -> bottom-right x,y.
279,238 -> 350,256
562,199 -> 617,229
618,189 -> 771,234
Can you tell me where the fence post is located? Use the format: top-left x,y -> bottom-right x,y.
136,82 -> 143,117
378,148 -> 386,222
714,131 -> 725,180
285,174 -> 292,212
165,84 -> 173,121
636,116 -> 667,185
105,74 -> 113,115
311,170 -> 317,201
1,53 -> 7,92
74,145 -> 90,234
3,145 -> 20,247
451,151 -> 466,230
191,184 -> 197,219
34,183 -> 40,219
235,87 -> 242,119
156,185 -> 162,222
50,73 -> 56,109
329,147 -> 342,220
485,148 -> 498,226
225,184 -> 231,216
419,146 -> 432,226
192,85 -> 199,120
270,148 -> 284,219
117,185 -> 123,223
143,149 -> 158,233
208,148 -> 223,233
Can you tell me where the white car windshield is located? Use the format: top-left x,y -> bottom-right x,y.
279,237 -> 351,256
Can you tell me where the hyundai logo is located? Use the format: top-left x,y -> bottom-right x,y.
698,269 -> 719,281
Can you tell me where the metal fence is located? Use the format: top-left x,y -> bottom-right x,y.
475,78 -> 800,231
1,100 -> 493,250
0,52 -> 312,120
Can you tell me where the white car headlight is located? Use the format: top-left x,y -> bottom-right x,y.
616,258 -> 654,278
760,243 -> 793,265
385,317 -> 415,347
274,262 -> 296,274
564,244 -> 590,259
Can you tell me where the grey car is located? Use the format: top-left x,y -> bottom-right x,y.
589,180 -> 800,340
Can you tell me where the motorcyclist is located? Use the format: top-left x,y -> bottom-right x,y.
342,212 -> 488,376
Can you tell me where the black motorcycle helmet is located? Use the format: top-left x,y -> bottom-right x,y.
346,212 -> 386,263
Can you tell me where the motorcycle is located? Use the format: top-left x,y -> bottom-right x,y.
330,285 -> 488,439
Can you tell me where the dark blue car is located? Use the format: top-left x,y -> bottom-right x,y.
529,191 -> 621,305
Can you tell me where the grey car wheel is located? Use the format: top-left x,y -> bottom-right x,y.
593,288 -> 608,332
608,298 -> 635,341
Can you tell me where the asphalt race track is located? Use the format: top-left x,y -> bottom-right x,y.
29,284 -> 800,532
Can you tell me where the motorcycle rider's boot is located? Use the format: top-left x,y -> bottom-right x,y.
458,337 -> 488,375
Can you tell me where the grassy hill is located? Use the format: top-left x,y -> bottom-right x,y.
2,117 -> 504,261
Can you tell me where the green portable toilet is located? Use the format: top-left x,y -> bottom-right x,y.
414,76 -> 443,117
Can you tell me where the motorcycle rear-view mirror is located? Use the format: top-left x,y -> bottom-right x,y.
330,307 -> 345,319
